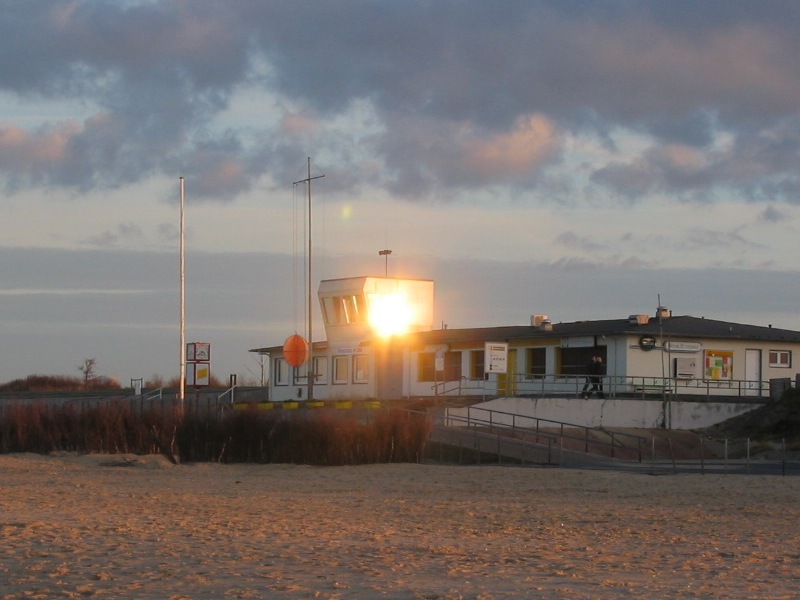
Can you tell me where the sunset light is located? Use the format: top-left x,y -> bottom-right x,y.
368,293 -> 414,337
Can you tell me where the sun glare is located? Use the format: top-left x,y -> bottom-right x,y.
368,293 -> 413,336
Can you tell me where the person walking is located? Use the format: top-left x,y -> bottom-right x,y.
582,356 -> 596,398
592,356 -> 605,399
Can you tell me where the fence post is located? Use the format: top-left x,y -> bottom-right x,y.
746,437 -> 750,472
651,436 -> 656,474
724,438 -> 728,474
699,436 -> 704,475
782,438 -> 786,476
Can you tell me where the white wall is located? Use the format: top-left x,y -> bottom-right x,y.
446,396 -> 762,430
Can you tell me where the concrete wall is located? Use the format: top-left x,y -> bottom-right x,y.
446,396 -> 763,430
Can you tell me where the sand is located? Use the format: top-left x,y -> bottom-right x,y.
1,454 -> 799,599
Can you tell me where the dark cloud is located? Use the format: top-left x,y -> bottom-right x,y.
554,231 -> 604,253
82,222 -> 143,248
1,1 -> 799,202
759,205 -> 787,223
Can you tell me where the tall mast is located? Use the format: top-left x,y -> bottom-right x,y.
179,177 -> 186,406
293,158 -> 324,401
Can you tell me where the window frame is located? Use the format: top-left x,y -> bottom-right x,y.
769,350 -> 792,368
353,354 -> 369,383
526,347 -> 547,379
313,356 -> 328,384
274,358 -> 289,386
470,350 -> 485,380
417,351 -> 461,382
332,355 -> 349,384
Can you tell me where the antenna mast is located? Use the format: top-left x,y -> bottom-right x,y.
293,158 -> 325,402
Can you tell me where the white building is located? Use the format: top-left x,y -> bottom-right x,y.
252,276 -> 800,403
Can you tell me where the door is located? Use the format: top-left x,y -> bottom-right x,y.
498,349 -> 518,396
744,349 -> 762,397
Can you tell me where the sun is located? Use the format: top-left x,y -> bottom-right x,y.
368,293 -> 413,337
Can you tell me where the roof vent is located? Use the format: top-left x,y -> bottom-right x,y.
656,306 -> 672,319
540,319 -> 553,331
531,314 -> 549,327
628,314 -> 649,325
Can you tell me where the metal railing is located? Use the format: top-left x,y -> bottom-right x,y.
439,404 -> 648,462
430,404 -> 799,474
431,376 -> 484,397
430,372 -> 772,400
216,385 -> 237,411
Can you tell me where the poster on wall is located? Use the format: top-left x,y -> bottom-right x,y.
705,350 -> 733,381
485,342 -> 508,374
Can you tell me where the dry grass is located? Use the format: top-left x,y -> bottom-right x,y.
0,401 -> 431,465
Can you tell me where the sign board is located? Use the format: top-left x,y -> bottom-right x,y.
561,336 -> 594,348
186,342 -> 211,362
485,342 -> 508,374
665,341 -> 702,353
187,362 -> 211,387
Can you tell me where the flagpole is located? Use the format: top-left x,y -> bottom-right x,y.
179,177 -> 186,406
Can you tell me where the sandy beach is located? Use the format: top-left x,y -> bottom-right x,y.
1,454 -> 798,599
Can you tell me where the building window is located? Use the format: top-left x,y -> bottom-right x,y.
558,347 -> 604,377
343,294 -> 366,324
526,347 -> 547,379
769,350 -> 791,368
332,356 -> 349,384
293,362 -> 307,385
418,353 -> 435,382
418,351 -> 461,382
274,358 -> 289,386
313,356 -> 328,384
470,350 -> 485,379
321,294 -> 367,326
353,354 -> 369,383
443,352 -> 462,381
321,296 -> 341,326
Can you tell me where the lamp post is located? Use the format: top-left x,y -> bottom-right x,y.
379,249 -> 392,277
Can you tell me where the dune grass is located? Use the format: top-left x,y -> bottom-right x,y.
0,401 -> 431,465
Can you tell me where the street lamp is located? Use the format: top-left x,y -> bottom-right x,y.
378,249 -> 392,277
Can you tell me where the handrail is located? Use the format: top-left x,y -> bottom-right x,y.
432,376 -> 483,397
430,372 -> 772,400
217,385 -> 237,410
144,387 -> 164,401
427,409 -> 558,465
442,404 -> 647,462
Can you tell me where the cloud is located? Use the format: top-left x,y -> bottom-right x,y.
554,231 -> 604,253
592,121 -> 800,203
1,2 -> 800,203
759,205 -> 787,223
82,222 -> 143,248
683,227 -> 758,250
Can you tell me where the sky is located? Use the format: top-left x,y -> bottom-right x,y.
1,1 -> 800,386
